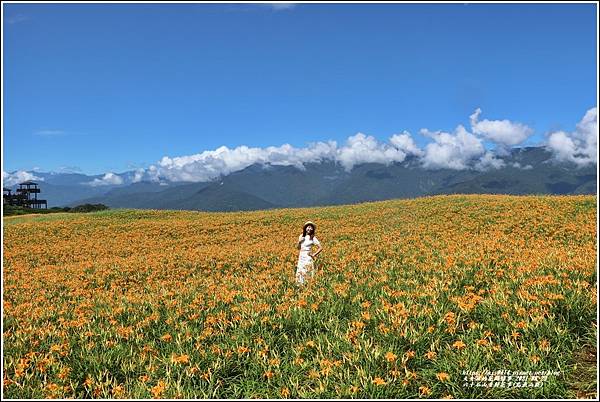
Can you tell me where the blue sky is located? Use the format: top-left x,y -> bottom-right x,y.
3,2 -> 598,176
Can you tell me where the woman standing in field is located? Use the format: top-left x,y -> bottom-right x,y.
296,221 -> 322,285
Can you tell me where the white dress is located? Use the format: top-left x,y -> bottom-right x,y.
296,235 -> 320,285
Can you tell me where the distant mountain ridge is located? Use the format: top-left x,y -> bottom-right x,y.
4,147 -> 597,210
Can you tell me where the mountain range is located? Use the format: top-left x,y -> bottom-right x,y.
4,147 -> 597,211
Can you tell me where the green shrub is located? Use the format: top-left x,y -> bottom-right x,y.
70,203 -> 109,213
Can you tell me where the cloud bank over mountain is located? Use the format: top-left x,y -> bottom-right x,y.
138,108 -> 595,183
3,107 -> 596,186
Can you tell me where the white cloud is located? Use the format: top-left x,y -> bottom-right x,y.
34,129 -> 67,137
420,125 -> 486,170
263,3 -> 296,10
474,151 -> 505,171
150,141 -> 338,182
144,132 -> 423,182
547,131 -> 577,162
510,162 -> 523,169
336,133 -> 409,171
87,172 -> 124,187
57,166 -> 83,173
2,170 -> 44,187
389,131 -> 425,157
546,107 -> 597,166
132,169 -> 145,183
470,108 -> 533,148
7,14 -> 29,25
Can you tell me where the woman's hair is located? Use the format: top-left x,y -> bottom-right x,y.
303,224 -> 316,239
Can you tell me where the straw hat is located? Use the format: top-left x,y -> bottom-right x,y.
303,221 -> 316,231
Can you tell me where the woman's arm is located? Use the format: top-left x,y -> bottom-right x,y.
297,235 -> 304,250
310,244 -> 323,259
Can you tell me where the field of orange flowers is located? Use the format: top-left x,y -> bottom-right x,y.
2,194 -> 597,399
